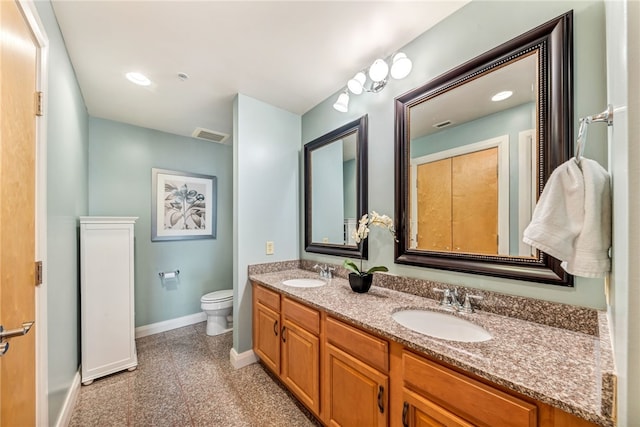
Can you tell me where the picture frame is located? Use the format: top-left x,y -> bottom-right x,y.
151,168 -> 217,241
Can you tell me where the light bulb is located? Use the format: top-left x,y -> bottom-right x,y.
333,91 -> 349,112
347,72 -> 366,95
368,59 -> 389,82
390,53 -> 412,79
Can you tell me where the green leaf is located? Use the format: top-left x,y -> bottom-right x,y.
366,265 -> 388,274
342,259 -> 361,274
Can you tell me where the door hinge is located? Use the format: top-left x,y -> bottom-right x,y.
35,261 -> 43,286
35,91 -> 43,116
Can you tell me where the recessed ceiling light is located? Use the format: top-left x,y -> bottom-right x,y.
491,90 -> 513,102
125,72 -> 151,86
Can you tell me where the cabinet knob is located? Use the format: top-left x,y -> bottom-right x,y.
281,326 -> 287,343
273,320 -> 278,336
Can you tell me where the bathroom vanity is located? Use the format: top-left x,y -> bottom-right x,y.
250,268 -> 614,427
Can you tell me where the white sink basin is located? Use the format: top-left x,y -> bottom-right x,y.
282,278 -> 326,288
392,309 -> 492,342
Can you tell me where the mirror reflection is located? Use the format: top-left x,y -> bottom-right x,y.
305,115 -> 368,258
394,12 -> 573,285
310,132 -> 358,246
408,53 -> 538,258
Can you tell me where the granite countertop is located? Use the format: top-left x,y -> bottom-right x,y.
249,268 -> 615,427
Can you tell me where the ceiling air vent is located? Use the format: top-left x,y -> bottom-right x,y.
192,127 -> 229,144
433,120 -> 453,129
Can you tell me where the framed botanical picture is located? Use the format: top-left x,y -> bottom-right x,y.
151,168 -> 217,241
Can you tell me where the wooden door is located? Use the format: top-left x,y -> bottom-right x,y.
325,343 -> 388,427
281,320 -> 320,415
416,158 -> 452,251
0,0 -> 39,425
452,147 -> 498,254
253,302 -> 281,374
402,389 -> 473,427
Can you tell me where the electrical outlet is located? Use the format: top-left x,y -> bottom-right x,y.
322,237 -> 329,243
266,241 -> 274,255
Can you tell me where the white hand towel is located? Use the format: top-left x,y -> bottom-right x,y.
522,160 -> 585,262
561,158 -> 612,277
522,157 -> 611,278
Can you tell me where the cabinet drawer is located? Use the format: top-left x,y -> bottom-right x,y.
326,317 -> 388,373
283,297 -> 320,335
403,351 -> 537,427
253,283 -> 280,312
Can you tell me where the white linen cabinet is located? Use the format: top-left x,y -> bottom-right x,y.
80,216 -> 138,385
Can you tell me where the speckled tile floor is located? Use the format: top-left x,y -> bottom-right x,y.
69,322 -> 318,427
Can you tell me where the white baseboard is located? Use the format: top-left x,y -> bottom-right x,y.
230,347 -> 258,369
135,312 -> 207,338
54,370 -> 81,427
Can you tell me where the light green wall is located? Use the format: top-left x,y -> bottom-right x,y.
88,118 -> 233,326
34,1 -> 89,423
302,1 -> 607,309
343,159 -> 356,219
410,103 -> 533,158
233,94 -> 301,353
312,140 -> 344,243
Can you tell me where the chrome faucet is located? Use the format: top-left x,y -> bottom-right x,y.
433,287 -> 482,313
313,264 -> 334,279
433,288 -> 461,311
460,294 -> 483,313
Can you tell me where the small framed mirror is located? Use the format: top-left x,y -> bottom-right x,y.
395,13 -> 573,285
305,115 -> 368,258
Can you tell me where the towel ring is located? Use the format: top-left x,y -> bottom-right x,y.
575,104 -> 614,162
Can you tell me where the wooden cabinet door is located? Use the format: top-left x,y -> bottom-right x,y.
402,389 -> 473,427
325,343 -> 388,427
281,320 -> 320,415
253,301 -> 281,374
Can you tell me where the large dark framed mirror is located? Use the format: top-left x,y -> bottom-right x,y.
305,115 -> 368,258
395,12 -> 573,286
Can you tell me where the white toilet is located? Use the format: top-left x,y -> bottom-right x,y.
200,289 -> 234,336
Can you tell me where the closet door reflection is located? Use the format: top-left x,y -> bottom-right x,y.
414,148 -> 499,254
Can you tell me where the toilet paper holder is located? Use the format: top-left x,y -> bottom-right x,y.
158,270 -> 180,279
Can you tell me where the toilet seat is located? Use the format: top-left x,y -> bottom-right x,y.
201,289 -> 233,303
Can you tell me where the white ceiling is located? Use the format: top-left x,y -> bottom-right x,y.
410,53 -> 538,139
51,1 -> 469,142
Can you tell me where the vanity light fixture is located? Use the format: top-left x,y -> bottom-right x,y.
125,71 -> 151,86
390,53 -> 412,79
333,90 -> 350,113
491,90 -> 513,102
334,52 -> 413,112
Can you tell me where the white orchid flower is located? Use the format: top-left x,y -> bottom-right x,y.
344,211 -> 396,276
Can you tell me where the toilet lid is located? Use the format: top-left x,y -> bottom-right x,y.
201,289 -> 233,302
